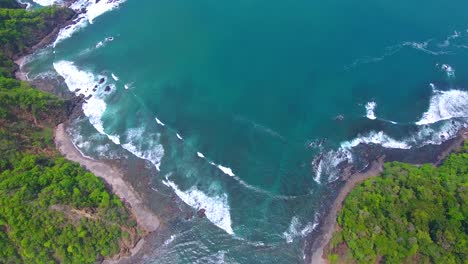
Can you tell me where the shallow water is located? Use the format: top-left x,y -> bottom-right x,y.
24,0 -> 468,263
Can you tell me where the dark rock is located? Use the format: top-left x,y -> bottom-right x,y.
185,211 -> 194,220
104,85 -> 111,92
99,78 -> 105,84
197,209 -> 206,218
74,88 -> 81,92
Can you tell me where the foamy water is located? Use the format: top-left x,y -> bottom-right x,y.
365,101 -> 377,120
416,89 -> 468,125
54,0 -> 126,47
162,178 -> 234,235
23,0 -> 468,262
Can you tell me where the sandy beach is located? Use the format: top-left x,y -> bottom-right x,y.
309,157 -> 385,264
309,129 -> 468,264
55,123 -> 160,253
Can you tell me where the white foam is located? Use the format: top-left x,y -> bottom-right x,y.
16,0 -> 32,8
197,152 -> 237,177
441,64 -> 455,78
31,0 -> 61,6
416,89 -> 468,125
121,127 -> 164,171
155,117 -> 166,126
438,31 -> 461,48
54,15 -> 88,47
176,133 -> 183,140
403,41 -> 448,56
413,121 -> 465,146
162,179 -> 234,235
124,84 -> 130,90
217,165 -> 235,177
53,61 -> 121,145
95,36 -> 114,49
283,216 -> 318,244
312,148 -> 352,183
313,160 -> 323,184
341,131 -> 411,149
54,0 -> 126,46
163,234 -> 178,246
111,73 -> 119,81
365,101 -> 377,120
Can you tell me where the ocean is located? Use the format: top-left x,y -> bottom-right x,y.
21,0 -> 468,263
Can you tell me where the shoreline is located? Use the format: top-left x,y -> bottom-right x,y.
12,2 -> 468,263
12,2 -> 162,261
308,128 -> 468,264
55,123 -> 160,259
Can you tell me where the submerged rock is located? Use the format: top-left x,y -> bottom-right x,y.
185,211 -> 194,220
197,209 -> 206,218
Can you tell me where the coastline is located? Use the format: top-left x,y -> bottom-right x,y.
11,2 -> 162,261
55,123 -> 160,233
54,123 -> 160,260
11,2 -> 468,264
15,57 -> 162,260
308,128 -> 468,264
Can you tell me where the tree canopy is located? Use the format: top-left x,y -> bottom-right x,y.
328,142 -> 468,264
0,1 -> 139,263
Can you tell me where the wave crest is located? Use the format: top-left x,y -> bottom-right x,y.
416,89 -> 468,125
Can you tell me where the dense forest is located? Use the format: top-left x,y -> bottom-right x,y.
0,1 -> 139,263
327,142 -> 468,264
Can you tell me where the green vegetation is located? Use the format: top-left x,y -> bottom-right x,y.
328,143 -> 468,264
0,1 -> 73,76
0,1 -> 139,263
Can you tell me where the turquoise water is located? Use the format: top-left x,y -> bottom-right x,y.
24,0 -> 468,263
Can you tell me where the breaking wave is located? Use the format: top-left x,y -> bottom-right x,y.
162,178 -> 234,235
365,101 -> 377,120
53,60 -> 121,145
31,0 -> 61,5
416,89 -> 468,125
283,215 -> 319,244
53,60 -> 165,170
122,127 -> 165,171
54,0 -> 126,47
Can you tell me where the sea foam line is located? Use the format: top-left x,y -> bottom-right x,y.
54,0 -> 126,47
53,61 -> 165,171
162,178 -> 234,235
283,214 -> 319,244
53,60 -> 121,145
31,0 -> 61,6
316,87 -> 468,184
416,89 -> 468,125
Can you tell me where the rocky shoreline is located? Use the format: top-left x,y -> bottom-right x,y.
305,128 -> 468,264
12,1 -> 163,262
55,123 -> 160,260
13,2 -> 468,264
